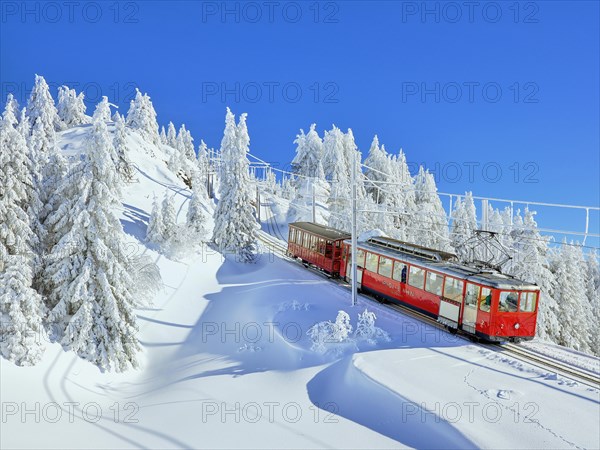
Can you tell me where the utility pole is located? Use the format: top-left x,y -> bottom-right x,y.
351,151 -> 358,307
256,185 -> 261,222
481,199 -> 489,262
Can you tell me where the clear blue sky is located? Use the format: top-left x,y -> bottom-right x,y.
2,1 -> 598,230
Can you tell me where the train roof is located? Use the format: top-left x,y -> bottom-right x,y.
289,222 -> 351,240
349,238 -> 539,291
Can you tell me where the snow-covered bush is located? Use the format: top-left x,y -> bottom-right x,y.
307,310 -> 353,353
355,309 -> 391,345
277,300 -> 311,312
307,309 -> 391,353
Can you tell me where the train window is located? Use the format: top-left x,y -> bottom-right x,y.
365,252 -> 379,272
311,235 -> 319,252
479,287 -> 492,312
521,292 -> 537,312
378,256 -> 393,278
425,271 -> 443,296
303,232 -> 310,248
289,229 -> 294,243
393,261 -> 407,283
325,240 -> 333,257
443,277 -> 464,302
408,266 -> 425,289
465,283 -> 480,307
499,291 -> 519,312
318,238 -> 326,254
356,249 -> 366,267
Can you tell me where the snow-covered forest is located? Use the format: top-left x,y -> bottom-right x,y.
0,75 -> 598,378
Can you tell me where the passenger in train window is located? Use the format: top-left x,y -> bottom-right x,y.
479,293 -> 492,312
401,266 -> 407,283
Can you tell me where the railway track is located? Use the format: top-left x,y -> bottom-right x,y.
493,343 -> 600,389
256,210 -> 600,390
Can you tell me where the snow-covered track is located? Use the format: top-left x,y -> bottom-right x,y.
491,343 -> 600,389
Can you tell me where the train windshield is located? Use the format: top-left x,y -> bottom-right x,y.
499,291 -> 519,312
520,292 -> 538,313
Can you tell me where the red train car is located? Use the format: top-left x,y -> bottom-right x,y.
287,222 -> 351,276
339,236 -> 540,342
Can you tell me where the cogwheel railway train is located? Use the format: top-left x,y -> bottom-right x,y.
286,221 -> 540,342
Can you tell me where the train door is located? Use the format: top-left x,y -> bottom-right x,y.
462,282 -> 480,334
346,248 -> 365,289
438,276 -> 464,329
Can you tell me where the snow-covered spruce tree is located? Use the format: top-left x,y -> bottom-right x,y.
113,113 -> 135,182
92,96 -> 112,123
550,242 -> 593,353
4,93 -> 20,126
179,124 -> 196,161
364,135 -> 390,204
212,109 -> 259,262
196,140 -> 210,193
450,192 -> 478,262
27,74 -> 62,132
126,89 -> 161,149
0,113 -> 46,365
413,166 -> 451,251
146,194 -> 165,245
17,108 -> 30,140
28,112 -> 67,273
159,126 -> 167,145
186,175 -> 208,239
166,121 -> 177,148
323,126 -> 351,231
161,190 -> 177,241
322,125 -> 347,181
291,123 -> 323,181
57,86 -> 88,128
44,119 -> 140,371
384,150 -> 417,242
289,125 -> 330,223
281,176 -> 296,200
507,209 -> 559,342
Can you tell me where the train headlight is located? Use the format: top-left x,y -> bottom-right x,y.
514,323 -> 520,330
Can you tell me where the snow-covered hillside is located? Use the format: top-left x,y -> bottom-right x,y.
1,123 -> 599,449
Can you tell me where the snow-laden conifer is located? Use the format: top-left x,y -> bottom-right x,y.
126,89 -> 161,148
146,194 -> 164,245
92,96 -> 112,123
413,166 -> 450,251
57,86 -> 88,127
450,192 -> 478,261
44,119 -> 140,371
0,110 -> 46,365
161,190 -> 177,241
27,74 -> 61,132
166,121 -> 177,148
212,109 -> 259,262
113,113 -> 135,182
550,241 -> 592,353
186,175 -> 208,239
